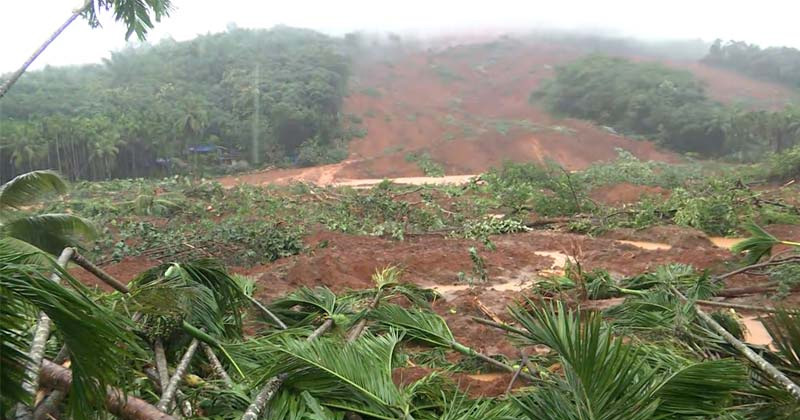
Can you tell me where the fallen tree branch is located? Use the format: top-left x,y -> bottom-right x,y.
470,316 -> 527,336
671,286 -> 800,401
157,339 -> 199,412
39,360 -> 175,420
504,352 -> 528,395
716,282 -> 782,297
714,255 -> 800,282
248,296 -> 288,330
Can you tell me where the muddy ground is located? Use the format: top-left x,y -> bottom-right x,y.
71,222 -> 799,396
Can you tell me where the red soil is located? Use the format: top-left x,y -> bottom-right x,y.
589,182 -> 670,206
244,226 -> 787,358
218,38 -> 797,187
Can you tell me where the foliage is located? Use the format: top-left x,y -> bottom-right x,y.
1,26 -> 351,182
732,222 -> 800,264
761,145 -> 800,181
0,171 -> 96,254
81,0 -> 173,41
510,302 -> 745,420
480,161 -> 590,216
704,39 -> 800,88
534,54 -> 800,158
0,247 -> 143,420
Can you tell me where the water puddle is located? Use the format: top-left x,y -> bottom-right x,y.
709,237 -> 745,250
465,373 -> 505,382
616,240 -> 672,251
334,174 -> 478,188
431,251 -> 572,299
742,316 -> 773,347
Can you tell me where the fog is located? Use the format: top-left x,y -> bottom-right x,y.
2,0 -> 800,73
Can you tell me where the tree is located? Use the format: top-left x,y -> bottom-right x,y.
0,0 -> 172,98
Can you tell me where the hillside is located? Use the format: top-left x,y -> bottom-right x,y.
222,37 -> 798,186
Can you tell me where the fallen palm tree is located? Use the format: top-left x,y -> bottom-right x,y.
39,360 -> 175,420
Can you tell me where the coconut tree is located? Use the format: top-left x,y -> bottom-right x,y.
0,0 -> 173,99
0,170 -> 95,255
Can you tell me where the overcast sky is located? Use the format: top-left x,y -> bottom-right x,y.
2,0 -> 800,74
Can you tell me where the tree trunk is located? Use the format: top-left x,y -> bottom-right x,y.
157,339 -> 199,412
248,296 -> 287,329
346,289 -> 383,342
0,2 -> 88,99
308,318 -> 334,342
240,374 -> 286,420
153,340 -> 170,391
202,343 -> 234,388
672,286 -> 800,401
16,248 -> 74,420
70,249 -> 130,292
239,314 -> 331,419
39,360 -> 175,420
32,389 -> 65,420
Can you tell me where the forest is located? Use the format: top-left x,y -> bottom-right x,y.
533,55 -> 800,159
0,26 -> 353,182
704,39 -> 800,88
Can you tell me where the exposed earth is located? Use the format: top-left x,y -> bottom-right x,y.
76,37 -> 800,396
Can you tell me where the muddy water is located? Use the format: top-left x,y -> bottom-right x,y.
742,316 -> 773,347
616,240 -> 672,251
466,373 -> 506,382
709,237 -> 745,250
334,174 -> 478,188
431,251 -> 572,299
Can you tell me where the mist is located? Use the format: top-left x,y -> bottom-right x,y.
2,0 -> 800,73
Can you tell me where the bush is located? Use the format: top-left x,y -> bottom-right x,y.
763,145 -> 800,181
482,161 -> 591,216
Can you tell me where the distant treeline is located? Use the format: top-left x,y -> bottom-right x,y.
0,26 -> 354,182
533,55 -> 800,159
703,39 -> 800,88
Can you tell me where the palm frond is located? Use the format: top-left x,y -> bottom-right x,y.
129,259 -> 247,338
1,249 -> 143,420
2,213 -> 97,255
0,236 -> 55,267
654,359 -> 746,417
733,222 -> 782,264
0,170 -> 67,210
762,310 -> 800,373
369,303 -> 455,347
510,301 -> 745,419
373,265 -> 402,290
274,331 -> 410,419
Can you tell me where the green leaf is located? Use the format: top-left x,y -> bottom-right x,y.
0,170 -> 67,210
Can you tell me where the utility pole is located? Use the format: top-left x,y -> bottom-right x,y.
251,63 -> 261,165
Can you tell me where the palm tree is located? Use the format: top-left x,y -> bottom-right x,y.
0,170 -> 95,255
0,0 -> 173,99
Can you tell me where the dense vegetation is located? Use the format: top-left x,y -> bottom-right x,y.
704,39 -> 800,88
0,26 -> 355,182
533,55 -> 800,158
